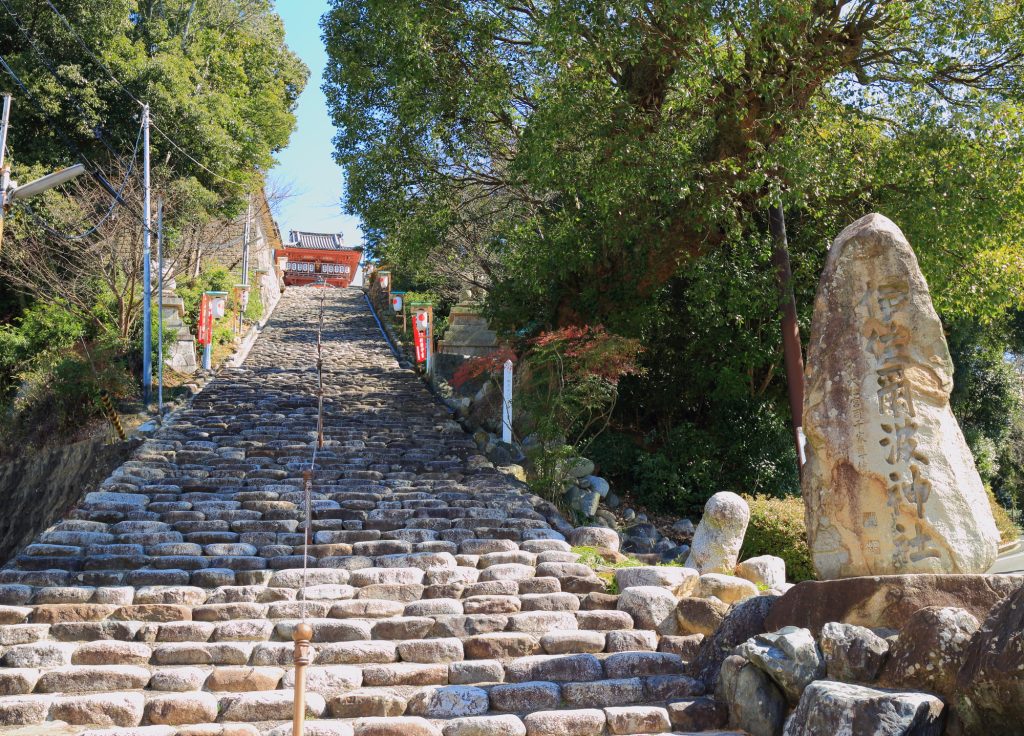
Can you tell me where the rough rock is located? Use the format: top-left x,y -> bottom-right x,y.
405,686 -> 487,719
355,717 -> 440,736
615,566 -> 697,595
819,622 -> 889,683
765,574 -> 1021,634
443,715 -> 526,736
568,527 -> 619,553
523,709 -> 605,736
675,597 -> 730,637
735,556 -> 786,589
684,492 -> 750,574
689,593 -> 778,689
735,626 -> 825,704
698,573 -> 759,604
716,654 -> 786,736
666,697 -> 728,731
616,586 -> 678,634
783,680 -> 944,736
603,705 -> 671,735
955,582 -> 1024,733
802,213 -> 999,578
879,606 -> 978,698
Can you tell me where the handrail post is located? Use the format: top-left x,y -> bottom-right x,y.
291,621 -> 312,736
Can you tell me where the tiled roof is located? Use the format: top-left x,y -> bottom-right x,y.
288,231 -> 361,250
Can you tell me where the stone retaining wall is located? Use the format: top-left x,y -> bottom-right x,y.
0,435 -> 140,565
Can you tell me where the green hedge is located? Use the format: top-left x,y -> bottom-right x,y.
740,494 -> 815,582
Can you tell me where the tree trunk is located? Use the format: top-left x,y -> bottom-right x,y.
769,203 -> 806,480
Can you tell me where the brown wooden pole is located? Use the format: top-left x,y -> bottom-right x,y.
769,203 -> 806,480
291,621 -> 313,736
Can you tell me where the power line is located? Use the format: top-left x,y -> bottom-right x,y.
149,117 -> 244,187
42,0 -> 146,109
19,117 -> 145,241
0,52 -> 95,171
39,0 -> 245,190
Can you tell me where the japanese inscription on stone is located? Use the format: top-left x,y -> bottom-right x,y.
802,213 -> 999,579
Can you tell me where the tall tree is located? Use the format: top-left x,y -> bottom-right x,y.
322,1 -> 1024,331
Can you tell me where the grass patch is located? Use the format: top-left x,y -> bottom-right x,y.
571,545 -> 689,593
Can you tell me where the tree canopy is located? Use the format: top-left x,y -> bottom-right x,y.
324,1 -> 1024,508
323,0 -> 1024,330
0,0 -> 307,213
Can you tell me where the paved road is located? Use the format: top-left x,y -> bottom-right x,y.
988,538 -> 1024,574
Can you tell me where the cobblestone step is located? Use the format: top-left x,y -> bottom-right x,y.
0,289 -> 730,734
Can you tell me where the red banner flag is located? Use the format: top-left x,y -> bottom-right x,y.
414,322 -> 426,363
197,294 -> 212,345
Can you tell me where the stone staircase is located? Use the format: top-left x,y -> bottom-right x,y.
0,288 -> 736,736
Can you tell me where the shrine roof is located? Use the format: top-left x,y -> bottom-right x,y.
286,231 -> 363,251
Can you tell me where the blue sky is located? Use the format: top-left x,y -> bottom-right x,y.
267,0 -> 363,245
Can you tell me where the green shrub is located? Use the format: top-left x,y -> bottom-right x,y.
740,493 -> 815,582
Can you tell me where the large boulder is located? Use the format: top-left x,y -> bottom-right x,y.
802,213 -> 999,579
765,574 -> 1023,634
689,593 -> 778,690
954,582 -> 1024,733
616,586 -> 678,635
735,627 -> 825,704
784,681 -> 944,736
736,555 -> 786,590
716,654 -> 786,736
819,622 -> 889,683
878,606 -> 978,699
684,492 -> 750,574
675,597 -> 731,637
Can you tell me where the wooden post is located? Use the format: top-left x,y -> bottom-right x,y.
291,621 -> 313,736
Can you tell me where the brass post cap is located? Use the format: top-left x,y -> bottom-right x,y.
293,622 -> 313,641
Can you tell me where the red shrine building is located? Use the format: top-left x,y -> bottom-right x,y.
276,231 -> 363,287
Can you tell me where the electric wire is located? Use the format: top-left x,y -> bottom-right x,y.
42,0 -> 146,109
0,52 -> 97,172
149,118 -> 243,186
12,0 -> 247,191
0,50 -> 147,230
38,0 -> 243,188
19,117 -> 144,241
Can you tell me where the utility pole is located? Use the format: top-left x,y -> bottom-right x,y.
156,197 -> 164,415
142,104 -> 152,403
0,93 -> 12,254
769,203 -> 807,478
241,195 -> 251,286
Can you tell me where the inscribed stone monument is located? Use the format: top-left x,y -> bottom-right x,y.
802,213 -> 999,579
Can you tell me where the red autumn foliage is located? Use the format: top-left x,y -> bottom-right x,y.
451,346 -> 518,388
529,325 -> 642,385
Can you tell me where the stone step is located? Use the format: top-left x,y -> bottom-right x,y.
0,686 -> 710,730
0,289 -> 724,736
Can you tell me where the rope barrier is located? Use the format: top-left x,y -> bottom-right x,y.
293,286 -> 327,736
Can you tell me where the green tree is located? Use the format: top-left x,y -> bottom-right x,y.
323,1 -> 1024,511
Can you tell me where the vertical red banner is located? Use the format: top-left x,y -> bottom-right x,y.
414,324 -> 426,363
197,294 -> 211,345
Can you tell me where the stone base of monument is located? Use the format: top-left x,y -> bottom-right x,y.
700,574 -> 1024,735
438,303 -> 498,357
763,573 -> 1024,634
160,292 -> 198,374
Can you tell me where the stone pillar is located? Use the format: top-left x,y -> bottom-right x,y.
802,213 -> 999,579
